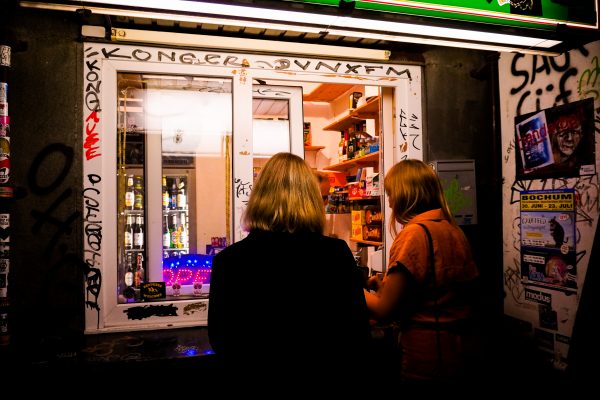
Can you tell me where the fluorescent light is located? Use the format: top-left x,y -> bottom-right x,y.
20,0 -> 565,55
110,28 -> 391,61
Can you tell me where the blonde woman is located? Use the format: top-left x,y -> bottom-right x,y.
364,159 -> 480,382
208,152 -> 369,385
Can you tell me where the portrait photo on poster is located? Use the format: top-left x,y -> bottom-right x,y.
514,97 -> 596,180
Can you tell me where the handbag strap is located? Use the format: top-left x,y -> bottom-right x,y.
416,222 -> 443,377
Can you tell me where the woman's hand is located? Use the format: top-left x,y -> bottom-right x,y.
366,273 -> 383,293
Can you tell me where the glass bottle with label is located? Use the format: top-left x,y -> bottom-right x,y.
177,179 -> 187,210
170,180 -> 178,210
179,222 -> 188,249
125,253 -> 133,287
134,253 -> 145,289
170,214 -> 179,249
124,214 -> 133,250
134,175 -> 144,210
125,175 -> 135,210
123,253 -> 135,300
163,216 -> 170,250
133,215 -> 144,249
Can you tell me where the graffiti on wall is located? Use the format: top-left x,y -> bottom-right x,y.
500,41 -> 600,359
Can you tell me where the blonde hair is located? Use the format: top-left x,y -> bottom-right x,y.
384,159 -> 456,235
243,152 -> 325,233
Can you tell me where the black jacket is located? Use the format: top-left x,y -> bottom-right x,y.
208,229 -> 370,383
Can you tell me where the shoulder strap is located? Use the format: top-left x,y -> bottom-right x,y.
416,222 -> 443,377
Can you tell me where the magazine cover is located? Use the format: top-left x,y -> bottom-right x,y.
515,98 -> 595,180
520,189 -> 577,292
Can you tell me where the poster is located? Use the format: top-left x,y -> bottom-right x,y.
515,98 -> 595,180
520,189 -> 576,292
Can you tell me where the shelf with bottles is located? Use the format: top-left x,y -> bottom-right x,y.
162,176 -> 188,211
323,96 -> 380,132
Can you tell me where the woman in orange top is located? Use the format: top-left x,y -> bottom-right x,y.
364,159 -> 480,382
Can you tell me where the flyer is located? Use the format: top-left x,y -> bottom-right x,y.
520,189 -> 577,292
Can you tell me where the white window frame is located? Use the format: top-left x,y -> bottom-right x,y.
82,42 -> 422,333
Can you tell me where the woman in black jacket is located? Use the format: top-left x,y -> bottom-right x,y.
208,152 -> 370,387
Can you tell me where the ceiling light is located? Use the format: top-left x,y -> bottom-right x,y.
109,28 -> 391,61
20,0 -> 566,55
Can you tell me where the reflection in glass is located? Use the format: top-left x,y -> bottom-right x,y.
116,74 -> 232,302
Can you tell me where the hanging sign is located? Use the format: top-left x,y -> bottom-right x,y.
299,0 -> 598,30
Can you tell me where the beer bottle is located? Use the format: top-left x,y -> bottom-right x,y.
134,175 -> 144,210
162,216 -> 170,249
177,179 -> 187,210
124,254 -> 134,288
170,181 -> 178,209
133,215 -> 144,249
134,253 -> 145,288
124,215 -> 133,250
125,175 -> 135,210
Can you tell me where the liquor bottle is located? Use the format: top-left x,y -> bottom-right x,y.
123,254 -> 135,300
162,176 -> 169,210
170,180 -> 178,209
162,216 -> 170,249
179,223 -> 188,249
124,254 -> 134,288
347,130 -> 355,160
134,175 -> 144,210
134,253 -> 145,288
124,215 -> 133,250
177,179 -> 187,210
125,175 -> 135,210
133,215 -> 144,249
170,214 -> 179,249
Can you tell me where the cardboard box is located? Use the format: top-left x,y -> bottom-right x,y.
351,223 -> 363,240
348,182 -> 364,199
364,206 -> 382,224
351,209 -> 365,225
362,224 -> 383,242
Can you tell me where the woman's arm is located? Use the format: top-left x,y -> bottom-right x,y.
363,269 -> 409,319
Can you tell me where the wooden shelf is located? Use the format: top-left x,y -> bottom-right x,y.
304,145 -> 325,151
323,96 -> 380,132
348,196 -> 380,201
303,83 -> 355,102
350,238 -> 382,246
323,151 -> 379,172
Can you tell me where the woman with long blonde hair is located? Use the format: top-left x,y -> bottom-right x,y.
365,159 -> 480,382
